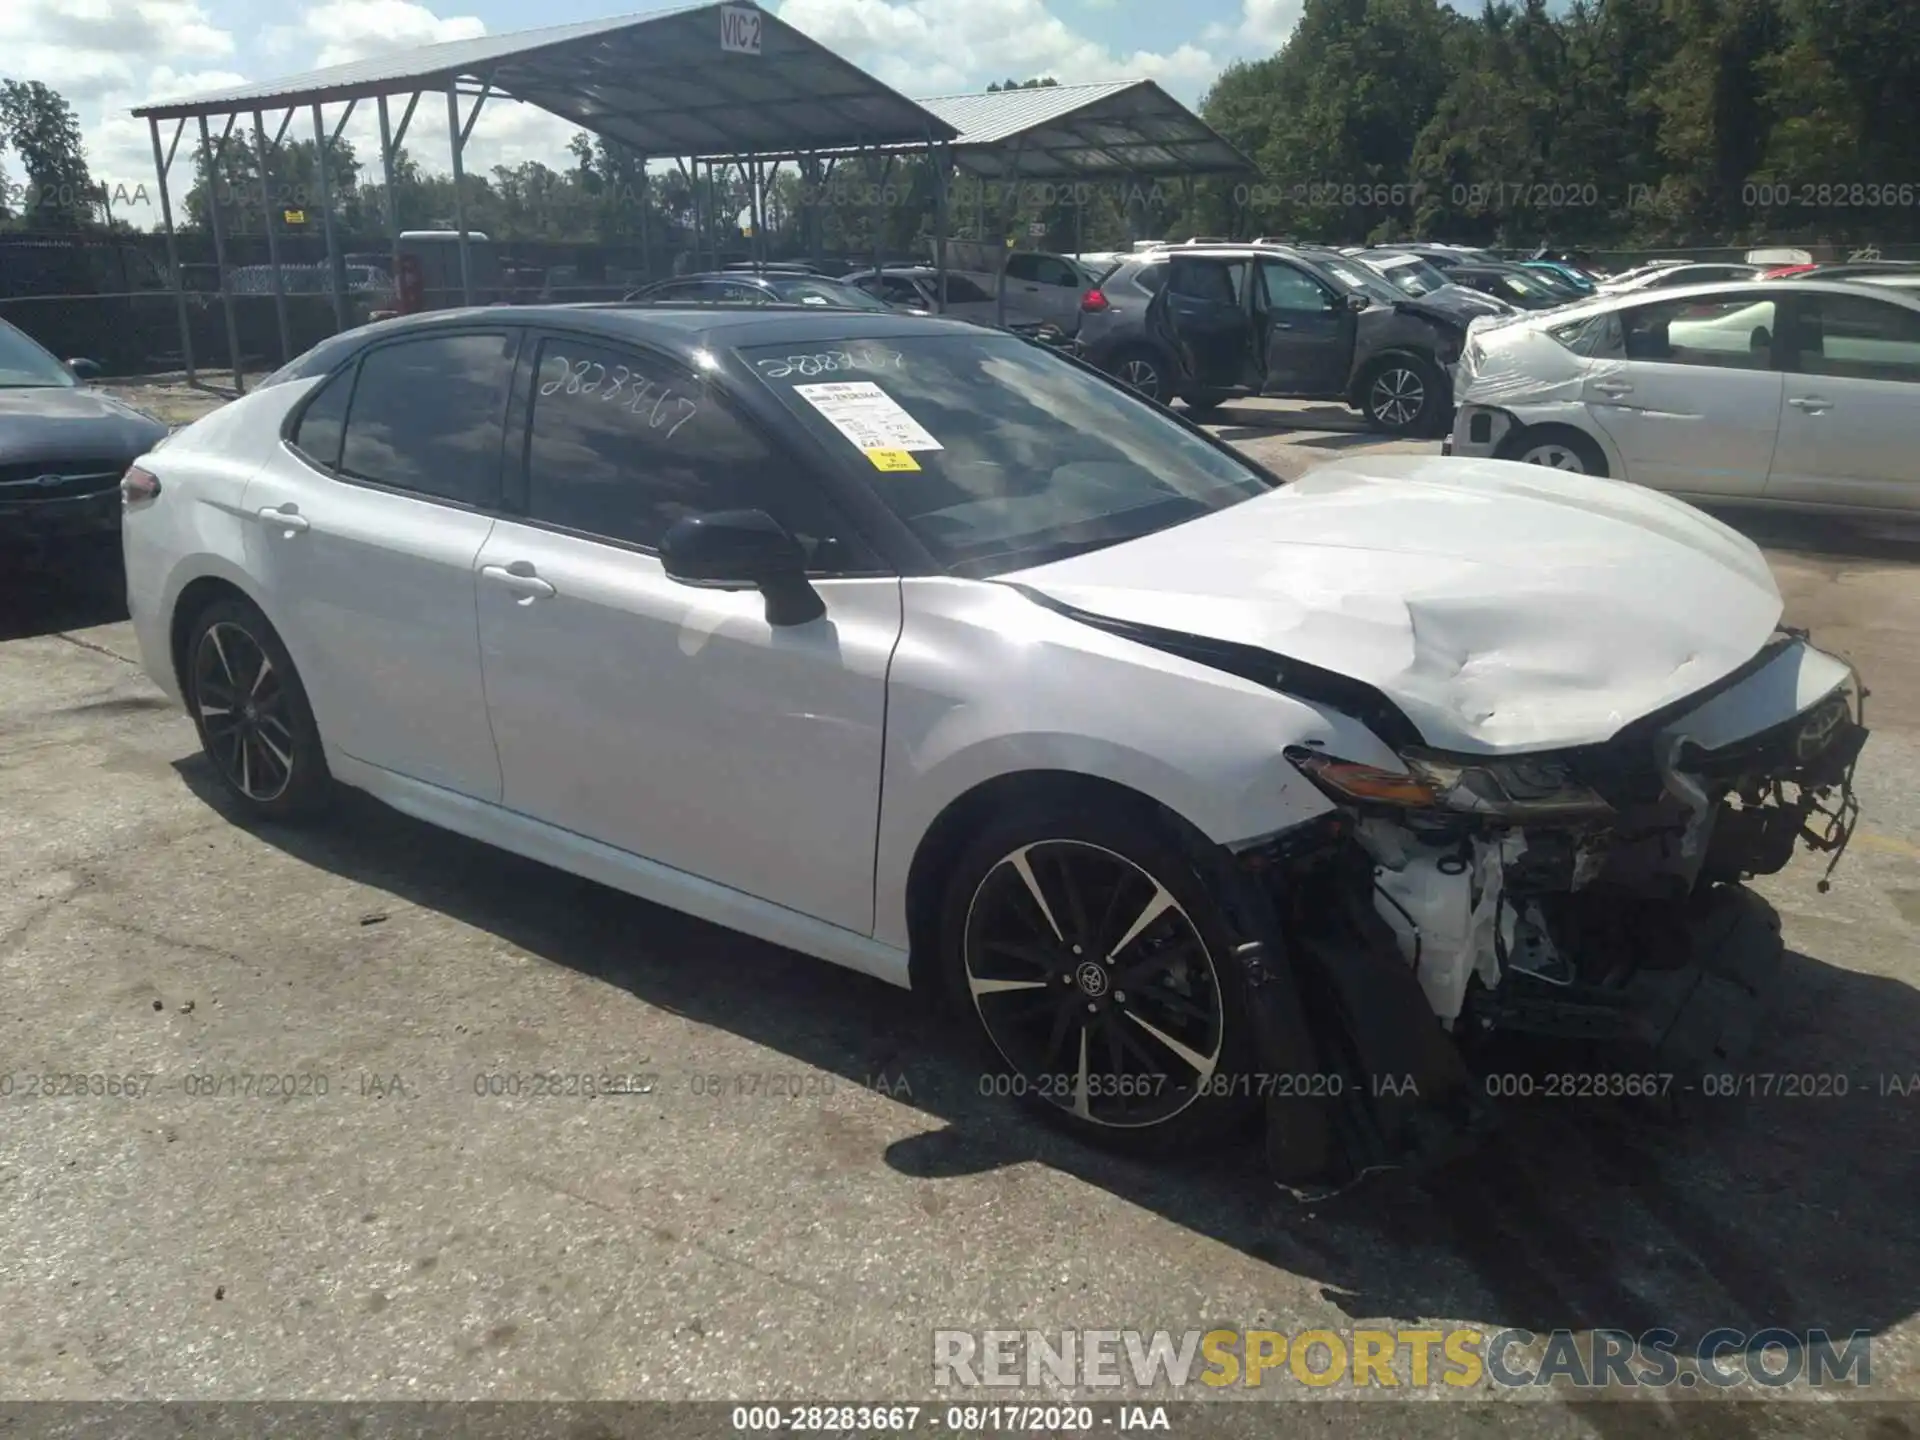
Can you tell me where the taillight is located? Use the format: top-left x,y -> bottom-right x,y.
1080,287 -> 1111,313
122,466 -> 161,508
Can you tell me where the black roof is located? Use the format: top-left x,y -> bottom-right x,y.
348,301 -> 986,353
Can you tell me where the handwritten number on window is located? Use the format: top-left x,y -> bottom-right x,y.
541,354 -> 698,438
754,347 -> 905,380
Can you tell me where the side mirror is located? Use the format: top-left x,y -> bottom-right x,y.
659,508 -> 825,627
1344,293 -> 1370,313
67,357 -> 102,379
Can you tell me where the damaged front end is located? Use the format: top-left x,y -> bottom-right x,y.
1229,633 -> 1867,1196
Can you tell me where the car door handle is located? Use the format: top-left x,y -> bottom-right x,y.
1788,396 -> 1833,412
480,562 -> 556,600
1593,380 -> 1634,396
255,504 -> 309,534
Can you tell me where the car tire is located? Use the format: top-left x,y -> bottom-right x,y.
935,795 -> 1265,1156
1181,391 -> 1233,419
183,595 -> 332,821
1359,354 -> 1447,435
1109,346 -> 1171,405
1500,424 -> 1610,477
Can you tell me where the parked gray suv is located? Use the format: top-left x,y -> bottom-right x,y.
1075,244 -> 1470,435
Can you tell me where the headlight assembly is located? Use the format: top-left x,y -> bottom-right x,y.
1287,746 -> 1614,821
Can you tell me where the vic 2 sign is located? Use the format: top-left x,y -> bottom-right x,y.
720,6 -> 762,54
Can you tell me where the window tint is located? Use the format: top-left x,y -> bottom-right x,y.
1167,257 -> 1242,305
1031,256 -> 1079,287
1790,294 -> 1920,383
943,275 -> 993,304
1620,296 -> 1775,369
1004,254 -> 1039,282
1260,260 -> 1333,311
338,331 -> 514,503
523,337 -> 857,565
289,366 -> 353,468
1132,262 -> 1166,295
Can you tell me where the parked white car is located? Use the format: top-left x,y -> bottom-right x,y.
1448,279 -> 1920,514
123,305 -> 1867,1186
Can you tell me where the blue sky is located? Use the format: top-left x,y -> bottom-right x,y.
1,0 -> 1339,225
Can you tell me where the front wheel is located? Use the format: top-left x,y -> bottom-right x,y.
937,798 -> 1263,1154
1359,354 -> 1447,435
184,596 -> 332,820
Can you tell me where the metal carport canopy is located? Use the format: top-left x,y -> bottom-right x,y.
688,79 -> 1254,178
130,2 -> 959,156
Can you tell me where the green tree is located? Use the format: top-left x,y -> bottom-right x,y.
0,79 -> 97,229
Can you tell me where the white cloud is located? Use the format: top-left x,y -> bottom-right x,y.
261,0 -> 485,67
773,0 -> 1220,102
1204,0 -> 1303,56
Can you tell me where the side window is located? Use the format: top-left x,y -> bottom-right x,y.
1259,261 -> 1332,312
1004,254 -> 1038,282
1167,257 -> 1237,305
522,337 -> 862,568
1032,257 -> 1079,287
717,281 -> 770,303
1620,296 -> 1775,370
1132,262 -> 1166,295
1791,295 -> 1920,383
1555,311 -> 1624,360
288,365 -> 354,468
338,331 -> 515,503
943,275 -> 993,304
881,278 -> 924,306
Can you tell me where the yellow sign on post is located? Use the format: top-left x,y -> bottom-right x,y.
283,208 -> 306,225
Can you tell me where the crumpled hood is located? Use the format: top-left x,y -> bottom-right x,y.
1005,453 -> 1784,753
0,386 -> 169,467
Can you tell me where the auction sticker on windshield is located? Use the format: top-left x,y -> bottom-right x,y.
793,381 -> 943,469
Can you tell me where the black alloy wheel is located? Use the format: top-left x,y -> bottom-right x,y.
961,838 -> 1227,1131
184,596 -> 331,819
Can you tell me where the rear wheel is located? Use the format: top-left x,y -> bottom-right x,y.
1503,424 -> 1609,476
1359,354 -> 1446,435
937,797 -> 1263,1154
184,596 -> 332,821
1110,347 -> 1170,405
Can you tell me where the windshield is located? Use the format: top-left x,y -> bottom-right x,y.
741,332 -> 1274,577
1368,253 -> 1446,297
766,276 -> 895,312
1317,257 -> 1404,303
0,320 -> 77,388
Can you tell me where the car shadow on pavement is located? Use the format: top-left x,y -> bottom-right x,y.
0,549 -> 127,642
1697,504 -> 1920,565
177,763 -> 1920,1365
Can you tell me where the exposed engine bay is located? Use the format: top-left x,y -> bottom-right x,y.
1224,629 -> 1868,1193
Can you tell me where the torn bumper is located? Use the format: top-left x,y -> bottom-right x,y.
1448,403 -> 1519,459
1233,635 -> 1867,1194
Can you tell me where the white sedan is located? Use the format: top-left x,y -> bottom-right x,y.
1448,279 -> 1920,514
123,305 -> 1867,1186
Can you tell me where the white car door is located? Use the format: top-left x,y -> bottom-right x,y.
471,331 -> 900,934
241,329 -> 515,800
1579,293 -> 1785,498
1765,290 -> 1920,513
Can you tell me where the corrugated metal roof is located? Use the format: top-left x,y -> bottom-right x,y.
917,80 -> 1253,178
915,81 -> 1142,147
702,79 -> 1253,177
132,3 -> 957,156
